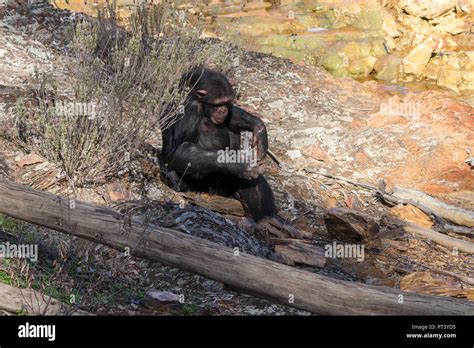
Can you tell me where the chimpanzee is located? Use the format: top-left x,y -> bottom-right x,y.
161,67 -> 299,238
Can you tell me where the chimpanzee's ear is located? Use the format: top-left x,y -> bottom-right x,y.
195,89 -> 208,98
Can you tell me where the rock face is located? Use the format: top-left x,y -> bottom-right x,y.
214,0 -> 472,97
4,0 -> 473,210
397,0 -> 457,19
233,53 -> 474,209
402,36 -> 439,75
437,66 -> 463,93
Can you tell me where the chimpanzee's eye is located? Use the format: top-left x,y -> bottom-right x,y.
210,102 -> 230,108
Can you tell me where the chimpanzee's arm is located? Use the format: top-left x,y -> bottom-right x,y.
228,106 -> 268,161
168,142 -> 261,180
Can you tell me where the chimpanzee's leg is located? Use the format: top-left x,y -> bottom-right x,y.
237,176 -> 276,222
238,176 -> 301,239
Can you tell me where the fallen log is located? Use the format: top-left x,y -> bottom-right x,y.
0,177 -> 473,315
423,267 -> 474,286
440,223 -> 474,237
181,192 -> 245,217
274,240 -> 326,267
404,223 -> 474,254
0,282 -> 90,315
393,188 -> 474,227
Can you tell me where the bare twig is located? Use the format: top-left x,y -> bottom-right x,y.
267,149 -> 282,167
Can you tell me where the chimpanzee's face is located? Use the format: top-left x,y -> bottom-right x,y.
192,70 -> 234,125
205,99 -> 232,125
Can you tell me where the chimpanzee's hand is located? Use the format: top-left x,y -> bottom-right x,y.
252,123 -> 268,163
235,162 -> 264,180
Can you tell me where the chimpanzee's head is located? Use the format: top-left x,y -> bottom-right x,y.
185,67 -> 235,125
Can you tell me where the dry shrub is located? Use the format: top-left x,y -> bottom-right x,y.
17,3 -> 239,187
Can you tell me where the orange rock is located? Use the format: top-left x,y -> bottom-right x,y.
106,183 -> 131,202
367,113 -> 410,128
400,272 -> 467,299
419,142 -> 466,173
15,153 -> 43,168
355,151 -> 372,165
468,288 -> 474,301
397,136 -> 422,154
389,204 -> 433,228
348,118 -> 366,130
365,90 -> 473,203
418,183 -> 453,195
322,194 -> 338,209
302,143 -> 332,162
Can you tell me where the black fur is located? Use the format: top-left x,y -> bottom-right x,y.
161,67 -> 275,222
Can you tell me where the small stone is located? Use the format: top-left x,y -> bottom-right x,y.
286,149 -> 303,160
15,153 -> 43,168
144,290 -> 182,311
430,12 -> 464,35
347,56 -> 377,77
268,100 -> 284,109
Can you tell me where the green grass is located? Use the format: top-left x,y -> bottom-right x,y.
23,231 -> 37,243
0,270 -> 13,285
0,267 -> 28,288
43,285 -> 69,303
182,303 -> 198,316
31,274 -> 69,303
0,214 -> 18,231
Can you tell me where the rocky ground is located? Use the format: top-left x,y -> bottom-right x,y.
0,1 -> 473,315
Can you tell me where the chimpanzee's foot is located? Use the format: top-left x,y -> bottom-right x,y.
233,216 -> 257,231
256,216 -> 301,239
